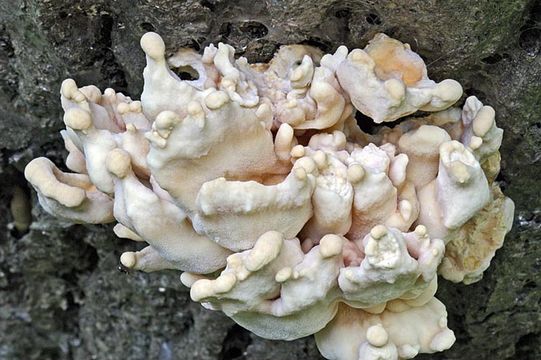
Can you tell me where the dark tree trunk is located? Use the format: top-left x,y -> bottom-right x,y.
0,1 -> 540,359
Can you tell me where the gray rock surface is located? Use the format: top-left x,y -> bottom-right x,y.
0,1 -> 539,359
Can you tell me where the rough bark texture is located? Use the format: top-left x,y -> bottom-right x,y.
0,1 -> 540,359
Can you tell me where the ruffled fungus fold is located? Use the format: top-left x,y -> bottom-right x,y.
25,32 -> 513,360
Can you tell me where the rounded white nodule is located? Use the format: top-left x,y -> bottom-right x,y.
366,324 -> 389,347
120,252 -> 136,268
370,225 -> 388,240
140,32 -> 166,59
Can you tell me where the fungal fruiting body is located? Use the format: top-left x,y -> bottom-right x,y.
25,32 -> 514,360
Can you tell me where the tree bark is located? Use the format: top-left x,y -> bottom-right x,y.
0,1 -> 540,359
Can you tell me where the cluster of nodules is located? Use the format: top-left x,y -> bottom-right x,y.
25,32 -> 514,360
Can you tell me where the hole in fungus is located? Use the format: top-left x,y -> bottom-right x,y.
366,12 -> 382,25
171,65 -> 200,81
220,324 -> 252,360
355,111 -> 378,134
58,10 -> 68,19
141,22 -> 156,32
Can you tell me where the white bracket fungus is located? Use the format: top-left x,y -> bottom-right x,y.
25,32 -> 514,360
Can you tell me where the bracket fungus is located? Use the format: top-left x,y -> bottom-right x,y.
25,32 -> 514,359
